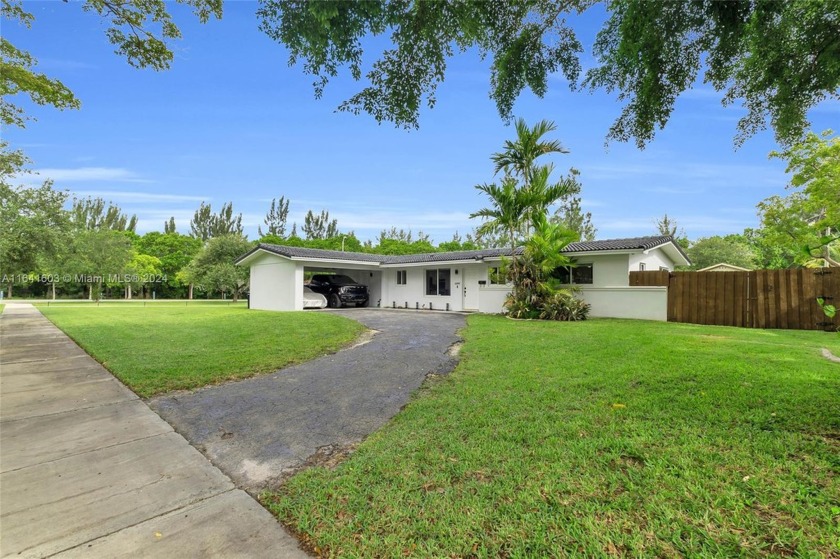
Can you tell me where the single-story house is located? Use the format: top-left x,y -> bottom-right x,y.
697,262 -> 751,272
235,235 -> 690,321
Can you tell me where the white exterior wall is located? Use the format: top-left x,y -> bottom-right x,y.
572,253 -> 630,287
380,266 -> 466,311
478,286 -> 510,313
629,248 -> 676,272
578,286 -> 668,321
248,254 -> 301,311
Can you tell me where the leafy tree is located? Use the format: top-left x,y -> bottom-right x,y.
71,197 -> 137,231
367,227 -> 436,254
181,234 -> 253,301
189,201 -> 243,241
378,227 -> 430,244
65,230 -> 133,300
743,227 -> 799,270
164,216 -> 176,234
553,194 -> 596,241
259,1 -> 584,130
258,196 -> 290,237
768,129 -> 839,267
260,0 -> 839,146
686,235 -> 756,270
371,237 -> 436,256
303,210 -> 338,240
1,1 -> 79,128
134,231 -> 202,297
655,213 -> 678,236
0,180 -> 69,297
1,0 -> 221,129
279,233 -> 364,253
120,252 -> 162,299
655,213 -> 689,248
437,231 -> 479,252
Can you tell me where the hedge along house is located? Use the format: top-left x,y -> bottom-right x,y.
235,235 -> 690,320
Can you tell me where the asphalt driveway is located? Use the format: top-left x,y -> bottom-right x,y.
149,309 -> 466,492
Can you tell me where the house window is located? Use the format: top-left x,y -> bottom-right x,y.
396,270 -> 407,285
426,269 -> 451,296
659,266 -> 669,272
639,263 -> 646,271
489,266 -> 506,285
552,264 -> 593,285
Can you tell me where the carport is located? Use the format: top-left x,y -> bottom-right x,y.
236,246 -> 383,311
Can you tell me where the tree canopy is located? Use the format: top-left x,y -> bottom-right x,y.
1,0 -> 222,130
686,235 -> 756,270
260,0 -> 840,147
763,130 -> 839,267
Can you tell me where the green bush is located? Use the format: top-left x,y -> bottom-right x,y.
538,291 -> 591,321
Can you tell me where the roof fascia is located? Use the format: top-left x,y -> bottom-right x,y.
235,247 -> 292,267
381,259 -> 485,268
288,256 -> 382,268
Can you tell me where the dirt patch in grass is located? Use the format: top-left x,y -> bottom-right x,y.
821,347 -> 840,363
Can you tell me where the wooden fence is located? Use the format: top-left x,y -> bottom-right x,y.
629,269 -> 838,330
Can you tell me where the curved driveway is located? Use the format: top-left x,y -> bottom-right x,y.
149,310 -> 466,492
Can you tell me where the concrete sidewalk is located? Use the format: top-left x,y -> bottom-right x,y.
0,303 -> 309,559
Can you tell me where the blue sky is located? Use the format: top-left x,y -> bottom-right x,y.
5,2 -> 838,244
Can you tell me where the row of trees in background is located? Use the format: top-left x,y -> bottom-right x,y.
2,125 -> 835,300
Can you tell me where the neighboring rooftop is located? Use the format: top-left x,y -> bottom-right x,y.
236,236 -> 689,266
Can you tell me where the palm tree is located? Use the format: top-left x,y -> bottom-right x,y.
524,164 -> 579,229
492,118 -> 569,190
469,177 -> 537,291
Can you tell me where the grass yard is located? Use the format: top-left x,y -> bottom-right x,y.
266,317 -> 840,558
39,306 -> 365,397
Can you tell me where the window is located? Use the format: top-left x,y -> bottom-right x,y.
659,266 -> 670,272
426,269 -> 451,296
639,263 -> 646,271
552,264 -> 593,285
396,270 -> 407,285
489,266 -> 506,285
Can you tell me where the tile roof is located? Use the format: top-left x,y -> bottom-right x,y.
238,236 -> 685,266
239,244 -> 523,265
253,244 -> 385,263
562,235 -> 677,253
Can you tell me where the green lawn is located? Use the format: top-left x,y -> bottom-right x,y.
39,306 -> 365,397
265,317 -> 840,558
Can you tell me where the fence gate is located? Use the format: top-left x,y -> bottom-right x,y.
629,269 -> 838,331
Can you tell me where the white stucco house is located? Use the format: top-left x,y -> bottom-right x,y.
235,235 -> 690,321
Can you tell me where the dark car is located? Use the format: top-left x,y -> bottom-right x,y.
308,274 -> 369,308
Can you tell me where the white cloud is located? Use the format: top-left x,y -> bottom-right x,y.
73,190 -> 208,203
584,160 -> 782,188
31,167 -> 151,183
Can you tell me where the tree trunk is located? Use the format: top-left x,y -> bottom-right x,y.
188,283 -> 193,300
88,283 -> 93,300
7,282 -> 12,299
51,282 -> 56,300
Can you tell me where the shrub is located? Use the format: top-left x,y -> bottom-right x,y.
539,291 -> 591,321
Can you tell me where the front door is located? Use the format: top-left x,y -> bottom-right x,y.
462,266 -> 482,311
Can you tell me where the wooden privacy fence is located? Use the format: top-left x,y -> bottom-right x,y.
630,269 -> 838,330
